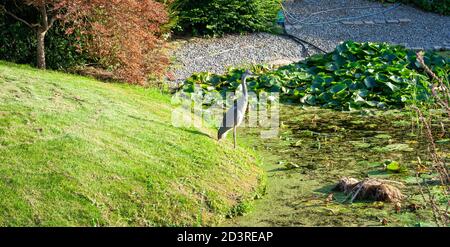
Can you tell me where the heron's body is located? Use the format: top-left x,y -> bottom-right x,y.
218,70 -> 252,148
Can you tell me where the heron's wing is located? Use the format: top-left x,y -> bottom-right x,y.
221,97 -> 248,128
221,105 -> 242,127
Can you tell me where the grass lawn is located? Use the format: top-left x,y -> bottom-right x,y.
0,61 -> 263,226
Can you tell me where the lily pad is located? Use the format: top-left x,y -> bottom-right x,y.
292,140 -> 303,147
386,161 -> 402,173
374,134 -> 392,139
374,143 -> 413,152
436,139 -> 450,144
349,141 -> 371,149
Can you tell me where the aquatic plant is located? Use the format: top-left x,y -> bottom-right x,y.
181,41 -> 449,110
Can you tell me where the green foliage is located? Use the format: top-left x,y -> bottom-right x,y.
44,25 -> 91,70
171,0 -> 281,36
0,14 -> 90,70
182,41 -> 450,110
379,0 -> 449,15
385,161 -> 405,173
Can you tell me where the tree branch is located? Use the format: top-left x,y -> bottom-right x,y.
0,4 -> 39,29
38,1 -> 58,32
48,15 -> 57,30
40,3 -> 49,30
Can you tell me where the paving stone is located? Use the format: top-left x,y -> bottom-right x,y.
282,0 -> 450,56
386,19 -> 399,24
268,59 -> 297,67
374,19 -> 386,24
409,47 -> 424,51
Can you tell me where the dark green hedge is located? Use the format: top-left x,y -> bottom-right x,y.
381,0 -> 449,15
0,10 -> 90,70
171,0 -> 281,36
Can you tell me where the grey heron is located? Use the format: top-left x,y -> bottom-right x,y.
218,69 -> 253,148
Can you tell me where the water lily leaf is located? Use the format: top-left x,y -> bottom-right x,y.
330,83 -> 347,93
325,62 -> 338,71
364,76 -> 377,88
436,139 -> 450,144
300,94 -> 316,105
374,143 -> 414,152
181,41 -> 446,111
385,81 -> 399,92
386,161 -> 401,173
375,134 -> 391,139
294,72 -> 311,80
354,94 -> 366,103
389,75 -> 402,83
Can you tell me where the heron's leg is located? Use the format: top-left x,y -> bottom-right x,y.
233,126 -> 237,149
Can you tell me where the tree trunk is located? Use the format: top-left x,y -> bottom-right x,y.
36,30 -> 46,69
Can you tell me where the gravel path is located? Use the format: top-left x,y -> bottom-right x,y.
168,0 -> 450,84
168,33 -> 303,83
284,0 -> 450,52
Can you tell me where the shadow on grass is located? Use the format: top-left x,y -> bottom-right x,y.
182,128 -> 213,139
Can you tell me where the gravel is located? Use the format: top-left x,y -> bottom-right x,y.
168,0 -> 450,84
284,0 -> 450,52
168,33 -> 304,83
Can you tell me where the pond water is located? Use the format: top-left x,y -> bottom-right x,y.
225,104 -> 449,226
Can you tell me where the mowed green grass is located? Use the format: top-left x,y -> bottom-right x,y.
0,61 -> 263,226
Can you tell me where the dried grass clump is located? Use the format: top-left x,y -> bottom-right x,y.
74,66 -> 117,82
334,177 -> 404,203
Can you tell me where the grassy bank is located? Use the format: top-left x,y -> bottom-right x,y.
0,61 -> 263,226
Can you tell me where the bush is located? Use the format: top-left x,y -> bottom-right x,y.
380,0 -> 450,15
67,0 -> 170,85
172,0 -> 281,36
1,0 -> 170,85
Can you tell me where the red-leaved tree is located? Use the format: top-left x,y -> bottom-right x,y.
65,0 -> 170,84
1,0 -> 169,84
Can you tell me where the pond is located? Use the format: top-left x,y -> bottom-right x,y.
225,104 -> 449,226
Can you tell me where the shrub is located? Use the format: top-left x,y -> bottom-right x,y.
64,0 -> 171,85
171,0 -> 281,36
0,5 -> 89,70
1,0 -> 170,85
379,0 -> 449,15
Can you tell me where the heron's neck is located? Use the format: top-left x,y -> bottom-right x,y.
241,75 -> 248,97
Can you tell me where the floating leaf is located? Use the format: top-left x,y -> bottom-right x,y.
330,83 -> 347,93
386,161 -> 401,173
181,41 -> 446,110
364,76 -> 377,88
385,81 -> 399,92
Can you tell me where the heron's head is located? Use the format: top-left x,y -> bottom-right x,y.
242,69 -> 254,79
244,69 -> 253,76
